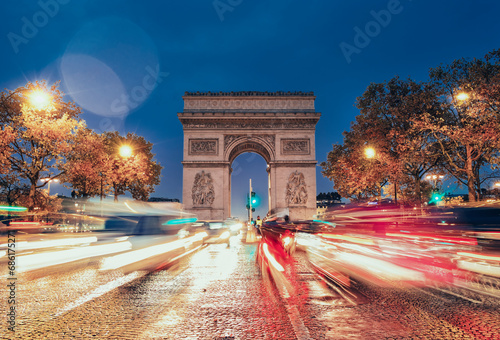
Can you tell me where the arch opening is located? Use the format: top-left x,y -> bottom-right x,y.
230,152 -> 269,221
227,140 -> 272,165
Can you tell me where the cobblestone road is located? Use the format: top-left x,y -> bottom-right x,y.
2,232 -> 499,339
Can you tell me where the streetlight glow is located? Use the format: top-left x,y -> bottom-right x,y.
41,178 -> 59,196
364,147 -> 376,159
28,90 -> 52,110
119,145 -> 133,158
456,92 -> 469,101
426,174 -> 444,181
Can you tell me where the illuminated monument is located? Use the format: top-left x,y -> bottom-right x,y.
178,91 -> 321,220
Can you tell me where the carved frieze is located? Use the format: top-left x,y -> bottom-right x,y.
261,134 -> 275,147
224,135 -> 244,150
184,98 -> 315,111
224,134 -> 275,152
189,139 -> 218,155
285,171 -> 308,205
281,139 -> 310,155
182,120 -> 318,130
192,171 -> 215,206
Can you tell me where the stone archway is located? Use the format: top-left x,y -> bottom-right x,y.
178,91 -> 321,220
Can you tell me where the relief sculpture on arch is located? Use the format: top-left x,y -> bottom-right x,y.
192,170 -> 215,206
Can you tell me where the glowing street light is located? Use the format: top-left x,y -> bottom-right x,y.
119,145 -> 133,158
364,147 -> 376,159
494,182 -> 500,188
425,174 -> 444,189
456,92 -> 469,101
28,90 -> 52,110
425,174 -> 445,181
40,178 -> 59,196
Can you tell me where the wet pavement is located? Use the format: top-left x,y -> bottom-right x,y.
1,230 -> 500,339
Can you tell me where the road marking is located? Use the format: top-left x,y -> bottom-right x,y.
54,272 -> 142,317
277,281 -> 311,340
431,286 -> 483,304
413,287 -> 452,303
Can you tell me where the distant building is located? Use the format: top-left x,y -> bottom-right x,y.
315,192 -> 344,219
148,197 -> 180,203
316,192 -> 342,207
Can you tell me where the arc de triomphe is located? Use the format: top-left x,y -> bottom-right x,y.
178,91 -> 321,221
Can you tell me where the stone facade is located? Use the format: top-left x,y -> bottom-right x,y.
178,91 -> 320,220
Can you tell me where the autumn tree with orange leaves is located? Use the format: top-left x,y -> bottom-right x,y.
101,132 -> 162,202
418,49 -> 500,202
322,50 -> 500,203
1,81 -> 163,210
61,128 -> 108,199
0,81 -> 84,210
60,128 -> 162,202
322,77 -> 440,203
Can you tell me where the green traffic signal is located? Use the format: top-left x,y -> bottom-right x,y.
246,192 -> 260,209
429,191 -> 444,204
251,192 -> 260,207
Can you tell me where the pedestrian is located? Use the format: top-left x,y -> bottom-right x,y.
255,215 -> 262,235
256,216 -> 262,228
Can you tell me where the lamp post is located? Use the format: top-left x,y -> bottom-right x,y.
249,179 -> 253,224
99,172 -> 104,216
425,174 -> 445,190
112,144 -> 133,202
364,146 -> 398,204
40,178 -> 59,196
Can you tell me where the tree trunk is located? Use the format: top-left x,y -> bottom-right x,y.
114,183 -> 118,202
29,181 -> 37,211
475,166 -> 482,201
466,145 -> 477,202
415,176 -> 421,204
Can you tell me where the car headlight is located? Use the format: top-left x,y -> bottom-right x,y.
230,223 -> 242,232
219,231 -> 231,239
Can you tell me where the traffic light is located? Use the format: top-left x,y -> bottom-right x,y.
246,192 -> 260,210
429,191 -> 444,204
250,191 -> 260,207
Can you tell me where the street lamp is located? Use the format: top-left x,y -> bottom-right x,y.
119,145 -> 133,158
40,178 -> 59,195
364,147 -> 376,159
364,146 -> 397,203
456,92 -> 469,102
494,182 -> 500,188
425,174 -> 444,189
28,89 -> 52,110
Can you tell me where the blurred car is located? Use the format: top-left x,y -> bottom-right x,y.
224,218 -> 243,235
99,215 -> 205,273
294,220 -> 336,234
194,220 -> 231,246
260,219 -> 297,255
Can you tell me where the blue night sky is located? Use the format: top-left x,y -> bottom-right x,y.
1,0 -> 499,219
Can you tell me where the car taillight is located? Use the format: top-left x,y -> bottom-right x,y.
282,236 -> 292,247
